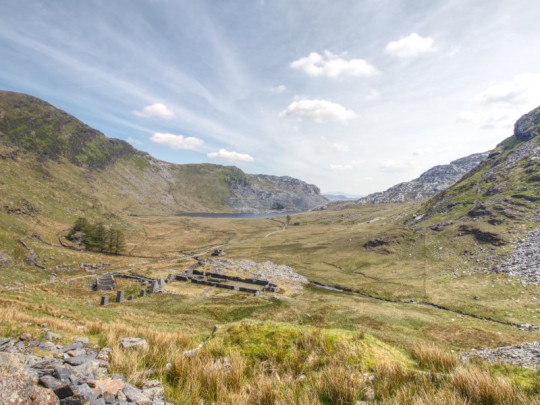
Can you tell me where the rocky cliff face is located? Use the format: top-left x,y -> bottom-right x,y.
227,174 -> 327,212
358,152 -> 488,204
514,105 -> 540,141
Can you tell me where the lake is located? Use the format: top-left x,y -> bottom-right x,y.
176,211 -> 300,219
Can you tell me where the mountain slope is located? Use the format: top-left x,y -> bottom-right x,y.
0,91 -> 327,217
421,105 -> 540,221
409,105 -> 540,256
358,152 -> 488,204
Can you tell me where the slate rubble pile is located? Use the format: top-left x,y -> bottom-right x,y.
201,258 -> 309,294
0,333 -> 170,404
463,341 -> 540,369
492,212 -> 540,283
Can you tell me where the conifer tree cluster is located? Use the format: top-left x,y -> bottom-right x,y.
67,217 -> 126,254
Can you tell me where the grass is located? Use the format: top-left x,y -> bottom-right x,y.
412,342 -> 458,372
2,159 -> 540,402
1,285 -> 539,404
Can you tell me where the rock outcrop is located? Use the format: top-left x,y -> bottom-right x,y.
0,333 -> 170,404
515,105 -> 540,141
358,152 -> 488,204
228,174 -> 328,212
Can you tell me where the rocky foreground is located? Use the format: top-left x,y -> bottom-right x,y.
0,332 -> 169,405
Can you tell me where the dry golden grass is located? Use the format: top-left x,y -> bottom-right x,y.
452,365 -> 528,405
2,303 -> 540,404
412,342 -> 459,372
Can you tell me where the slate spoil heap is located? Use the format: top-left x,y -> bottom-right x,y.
463,341 -> 540,369
200,258 -> 309,294
491,212 -> 540,284
0,333 -> 170,405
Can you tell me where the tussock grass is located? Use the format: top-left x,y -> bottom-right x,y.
452,365 -> 527,405
1,305 -> 539,404
412,342 -> 458,372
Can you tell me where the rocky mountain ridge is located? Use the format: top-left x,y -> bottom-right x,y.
422,105 -> 540,221
0,91 -> 327,215
358,152 -> 488,204
228,174 -> 326,212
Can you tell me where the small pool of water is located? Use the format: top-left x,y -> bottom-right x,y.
176,211 -> 300,219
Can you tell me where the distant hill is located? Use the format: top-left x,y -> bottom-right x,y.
323,193 -> 363,202
358,152 -> 488,204
0,91 -> 327,220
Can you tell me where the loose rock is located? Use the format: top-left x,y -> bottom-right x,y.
120,337 -> 149,351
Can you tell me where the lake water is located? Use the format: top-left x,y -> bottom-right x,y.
176,211 -> 300,219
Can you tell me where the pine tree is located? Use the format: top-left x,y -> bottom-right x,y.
88,223 -> 107,252
109,228 -> 126,255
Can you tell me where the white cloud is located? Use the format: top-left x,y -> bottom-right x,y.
135,103 -> 175,119
290,50 -> 377,78
331,143 -> 350,153
208,149 -> 254,162
329,159 -> 365,171
280,99 -> 358,123
458,73 -> 540,129
365,90 -> 381,101
472,73 -> 540,105
380,159 -> 418,172
269,84 -> 287,93
457,108 -> 516,129
385,33 -> 436,58
329,164 -> 353,171
150,132 -> 204,150
412,148 -> 433,156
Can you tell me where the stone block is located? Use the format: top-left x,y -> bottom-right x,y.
116,290 -> 124,303
120,337 -> 149,351
150,280 -> 160,293
100,296 -> 109,306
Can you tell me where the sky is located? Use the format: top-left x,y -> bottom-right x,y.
1,0 -> 540,195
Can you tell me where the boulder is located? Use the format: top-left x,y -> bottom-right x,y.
74,337 -> 89,345
45,331 -> 62,341
0,353 -> 59,405
120,337 -> 149,351
123,382 -> 152,404
24,250 -> 41,267
93,378 -> 125,397
142,379 -> 165,400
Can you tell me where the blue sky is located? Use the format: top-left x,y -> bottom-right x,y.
1,0 -> 540,194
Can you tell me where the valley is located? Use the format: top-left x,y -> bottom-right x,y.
1,93 -> 540,403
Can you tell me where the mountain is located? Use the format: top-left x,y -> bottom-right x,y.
358,152 -> 488,204
323,193 -> 363,202
421,105 -> 540,223
0,91 -> 327,218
